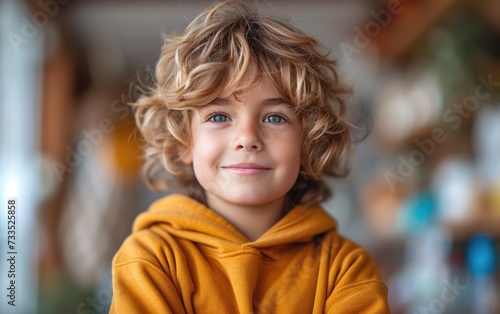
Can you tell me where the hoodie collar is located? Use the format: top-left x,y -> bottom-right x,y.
133,194 -> 337,251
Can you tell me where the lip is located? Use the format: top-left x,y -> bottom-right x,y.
222,163 -> 271,175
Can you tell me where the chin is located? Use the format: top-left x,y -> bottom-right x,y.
224,192 -> 284,207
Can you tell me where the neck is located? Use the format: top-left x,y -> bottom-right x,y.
206,196 -> 286,242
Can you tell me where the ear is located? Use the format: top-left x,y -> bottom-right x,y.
179,145 -> 193,164
300,154 -> 306,167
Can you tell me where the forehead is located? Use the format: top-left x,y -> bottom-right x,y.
217,67 -> 283,100
207,75 -> 292,109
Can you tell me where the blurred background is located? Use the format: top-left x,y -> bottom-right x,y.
1,0 -> 499,313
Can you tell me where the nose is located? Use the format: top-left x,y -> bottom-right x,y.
233,119 -> 263,151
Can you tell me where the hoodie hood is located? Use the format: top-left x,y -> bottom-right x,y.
133,194 -> 337,253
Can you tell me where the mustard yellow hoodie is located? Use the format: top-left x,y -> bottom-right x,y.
110,194 -> 390,313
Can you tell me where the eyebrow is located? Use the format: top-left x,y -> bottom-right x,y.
261,98 -> 292,107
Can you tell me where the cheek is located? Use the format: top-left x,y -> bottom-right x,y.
191,132 -> 229,194
277,132 -> 302,165
191,131 -> 224,167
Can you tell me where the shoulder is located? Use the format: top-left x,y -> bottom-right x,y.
321,231 -> 386,290
112,194 -> 195,267
320,231 -> 390,312
110,227 -> 188,312
112,225 -> 179,275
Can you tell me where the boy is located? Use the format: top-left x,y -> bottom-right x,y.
110,1 -> 390,313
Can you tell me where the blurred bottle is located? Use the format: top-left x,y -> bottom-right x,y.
466,234 -> 499,314
474,104 -> 500,216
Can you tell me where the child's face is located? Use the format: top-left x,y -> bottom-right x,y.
183,75 -> 302,211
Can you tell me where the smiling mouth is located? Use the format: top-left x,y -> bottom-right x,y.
222,163 -> 271,175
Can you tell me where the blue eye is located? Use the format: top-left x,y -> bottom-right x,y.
208,113 -> 230,123
264,114 -> 287,124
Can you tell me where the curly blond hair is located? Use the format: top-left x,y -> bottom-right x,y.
134,0 -> 353,208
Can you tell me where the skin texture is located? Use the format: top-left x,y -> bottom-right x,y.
182,75 -> 303,241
